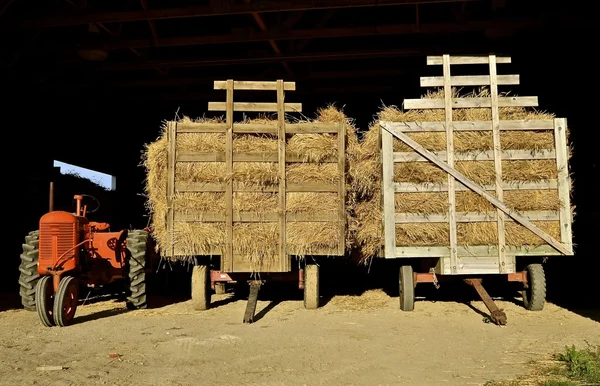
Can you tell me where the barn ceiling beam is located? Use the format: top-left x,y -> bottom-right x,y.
74,68 -> 409,89
108,84 -> 398,102
62,19 -> 544,51
21,0 -> 482,28
91,45 -> 493,71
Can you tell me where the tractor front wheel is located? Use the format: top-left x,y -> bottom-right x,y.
126,230 -> 149,310
35,276 -> 55,327
19,231 -> 40,311
53,276 -> 79,327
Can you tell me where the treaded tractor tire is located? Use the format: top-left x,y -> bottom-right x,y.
126,230 -> 148,310
522,263 -> 546,311
19,231 -> 40,311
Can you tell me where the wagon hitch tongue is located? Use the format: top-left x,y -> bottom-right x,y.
243,280 -> 264,324
464,278 -> 507,326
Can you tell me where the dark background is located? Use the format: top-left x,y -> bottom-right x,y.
2,0 -> 598,315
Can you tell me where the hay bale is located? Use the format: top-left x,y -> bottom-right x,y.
351,87 -> 573,263
143,106 -> 358,270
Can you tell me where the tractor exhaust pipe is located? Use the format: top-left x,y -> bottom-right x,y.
49,181 -> 54,212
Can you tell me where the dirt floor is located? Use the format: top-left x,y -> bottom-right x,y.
0,286 -> 598,386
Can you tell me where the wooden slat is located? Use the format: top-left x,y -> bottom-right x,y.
394,180 -> 558,193
381,127 -> 396,259
175,212 -> 339,222
443,54 -> 459,274
176,123 -> 227,133
427,55 -> 511,65
403,96 -> 538,110
286,123 -> 340,133
489,54 -> 508,274
393,149 -> 556,162
176,181 -> 339,192
277,80 -> 288,272
214,80 -> 296,91
393,245 -> 561,258
420,74 -> 519,87
395,211 -> 559,224
554,118 -> 574,253
385,120 -> 555,132
437,255 -> 517,275
224,79 -> 234,273
337,122 -> 346,255
380,122 -> 572,256
208,102 -> 302,112
233,123 -> 278,133
176,152 -> 337,163
166,121 -> 177,257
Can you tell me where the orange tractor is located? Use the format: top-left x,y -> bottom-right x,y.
18,194 -> 157,327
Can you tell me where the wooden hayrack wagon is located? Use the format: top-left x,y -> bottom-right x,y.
378,54 -> 574,324
164,80 -> 347,322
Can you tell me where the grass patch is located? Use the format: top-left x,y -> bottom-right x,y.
484,344 -> 600,386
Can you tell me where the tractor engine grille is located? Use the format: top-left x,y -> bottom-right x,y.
40,222 -> 77,262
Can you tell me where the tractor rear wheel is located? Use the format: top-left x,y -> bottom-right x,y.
19,231 -> 40,311
126,230 -> 149,310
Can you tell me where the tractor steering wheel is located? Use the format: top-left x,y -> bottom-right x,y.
73,194 -> 101,214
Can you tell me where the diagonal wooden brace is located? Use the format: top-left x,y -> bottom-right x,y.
379,121 -> 572,256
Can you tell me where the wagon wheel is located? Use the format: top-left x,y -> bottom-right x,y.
53,276 -> 79,327
304,264 -> 319,310
399,265 -> 415,311
191,265 -> 211,311
522,263 -> 546,311
35,276 -> 55,327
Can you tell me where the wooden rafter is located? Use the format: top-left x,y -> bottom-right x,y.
22,0 -> 481,28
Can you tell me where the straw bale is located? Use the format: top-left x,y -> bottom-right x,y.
351,87 -> 572,263
143,106 -> 356,268
395,221 -> 560,247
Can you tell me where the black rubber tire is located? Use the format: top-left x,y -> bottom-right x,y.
399,265 -> 415,311
53,276 -> 79,327
303,264 -> 319,309
191,265 -> 211,311
19,231 -> 40,311
126,230 -> 148,310
522,263 -> 546,311
214,283 -> 226,295
35,276 -> 55,327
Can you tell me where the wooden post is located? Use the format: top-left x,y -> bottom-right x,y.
381,127 -> 396,258
442,54 -> 458,273
337,122 -> 346,255
225,79 -> 234,272
554,118 -> 573,253
276,80 -> 288,271
489,54 -> 507,273
166,121 -> 177,257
